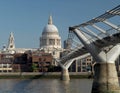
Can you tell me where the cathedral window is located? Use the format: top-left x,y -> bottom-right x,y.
57,39 -> 60,45
10,38 -> 13,43
49,39 -> 55,45
42,39 -> 47,45
53,51 -> 56,55
10,45 -> 13,48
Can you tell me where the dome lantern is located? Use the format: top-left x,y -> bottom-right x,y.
48,15 -> 53,25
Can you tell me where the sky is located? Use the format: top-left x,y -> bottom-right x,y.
0,0 -> 119,49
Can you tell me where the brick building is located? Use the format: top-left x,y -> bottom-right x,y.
27,51 -> 53,72
12,53 -> 28,72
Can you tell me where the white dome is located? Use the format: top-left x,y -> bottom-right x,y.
43,24 -> 58,33
40,15 -> 62,49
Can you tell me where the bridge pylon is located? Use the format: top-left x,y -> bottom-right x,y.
55,58 -> 74,81
56,53 -> 90,81
71,28 -> 120,93
61,68 -> 70,81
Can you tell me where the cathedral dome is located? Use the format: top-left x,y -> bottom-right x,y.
43,24 -> 58,33
40,15 -> 62,59
42,15 -> 59,34
40,15 -> 61,49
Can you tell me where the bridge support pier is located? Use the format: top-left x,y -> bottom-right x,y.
72,28 -> 120,93
61,68 -> 70,81
92,62 -> 120,93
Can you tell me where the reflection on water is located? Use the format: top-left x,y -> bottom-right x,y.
0,79 -> 93,93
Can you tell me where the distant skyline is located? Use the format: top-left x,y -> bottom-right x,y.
0,0 -> 119,49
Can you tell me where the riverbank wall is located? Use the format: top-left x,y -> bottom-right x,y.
0,72 -> 92,79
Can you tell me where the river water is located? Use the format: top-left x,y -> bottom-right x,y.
0,79 -> 93,93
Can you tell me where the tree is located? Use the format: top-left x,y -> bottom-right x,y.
32,63 -> 38,72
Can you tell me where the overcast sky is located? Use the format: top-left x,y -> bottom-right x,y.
0,0 -> 119,48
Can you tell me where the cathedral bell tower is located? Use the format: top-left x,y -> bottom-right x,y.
7,32 -> 15,50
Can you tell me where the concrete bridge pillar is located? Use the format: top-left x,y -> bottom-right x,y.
61,68 -> 70,81
92,63 -> 120,93
55,58 -> 73,81
71,28 -> 120,93
59,53 -> 90,81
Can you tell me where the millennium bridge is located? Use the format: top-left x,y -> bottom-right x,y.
57,5 -> 120,93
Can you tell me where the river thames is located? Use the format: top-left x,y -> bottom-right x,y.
0,79 -> 93,93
